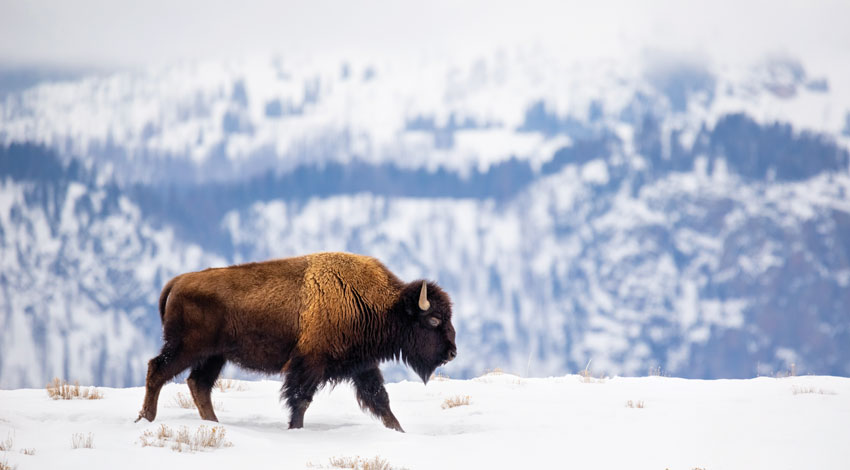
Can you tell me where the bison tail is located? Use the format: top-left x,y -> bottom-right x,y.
158,276 -> 179,323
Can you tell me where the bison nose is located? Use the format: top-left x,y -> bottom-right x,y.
447,349 -> 457,361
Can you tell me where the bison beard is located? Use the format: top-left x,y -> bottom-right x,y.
135,252 -> 456,433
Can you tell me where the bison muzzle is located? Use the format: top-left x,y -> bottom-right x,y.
135,252 -> 456,432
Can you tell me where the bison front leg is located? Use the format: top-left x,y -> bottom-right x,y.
282,357 -> 322,429
353,367 -> 404,432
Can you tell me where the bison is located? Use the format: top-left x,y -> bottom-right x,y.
135,252 -> 456,432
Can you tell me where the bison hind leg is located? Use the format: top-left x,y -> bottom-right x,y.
187,355 -> 226,422
353,367 -> 404,433
136,343 -> 196,423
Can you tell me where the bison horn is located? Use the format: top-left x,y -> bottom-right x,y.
418,280 -> 430,311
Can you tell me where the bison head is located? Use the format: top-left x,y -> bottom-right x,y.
400,280 -> 457,384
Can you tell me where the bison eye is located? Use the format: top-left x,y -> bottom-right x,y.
428,317 -> 441,328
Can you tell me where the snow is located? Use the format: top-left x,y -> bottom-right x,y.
1,375 -> 849,470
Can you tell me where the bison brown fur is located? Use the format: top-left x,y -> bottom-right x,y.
135,252 -> 456,432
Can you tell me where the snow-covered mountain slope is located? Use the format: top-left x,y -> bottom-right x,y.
0,147 -> 224,388
221,159 -> 850,380
1,50 -> 849,388
1,51 -> 847,183
2,135 -> 848,387
1,375 -> 848,470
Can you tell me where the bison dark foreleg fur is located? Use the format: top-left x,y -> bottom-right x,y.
187,355 -> 226,422
353,367 -> 404,432
282,358 -> 322,429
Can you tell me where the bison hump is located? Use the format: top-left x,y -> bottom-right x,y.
297,253 -> 400,355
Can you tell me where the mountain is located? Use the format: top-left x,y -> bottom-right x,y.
0,144 -> 225,387
1,50 -> 849,388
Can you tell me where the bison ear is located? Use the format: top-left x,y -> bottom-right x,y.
418,280 -> 431,312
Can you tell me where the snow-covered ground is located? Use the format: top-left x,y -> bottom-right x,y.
1,374 -> 848,470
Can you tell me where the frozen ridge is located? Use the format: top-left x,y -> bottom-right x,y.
0,375 -> 848,470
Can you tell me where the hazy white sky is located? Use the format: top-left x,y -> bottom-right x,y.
1,0 -> 848,69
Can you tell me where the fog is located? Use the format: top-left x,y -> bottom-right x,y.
2,0 -> 848,69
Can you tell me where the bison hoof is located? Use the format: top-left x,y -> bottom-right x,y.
383,418 -> 404,433
135,410 -> 155,423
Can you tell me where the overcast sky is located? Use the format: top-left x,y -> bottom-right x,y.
1,0 -> 848,70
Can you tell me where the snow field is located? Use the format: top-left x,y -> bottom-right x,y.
1,374 -> 848,469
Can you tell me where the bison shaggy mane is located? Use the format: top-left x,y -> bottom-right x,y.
135,252 -> 457,432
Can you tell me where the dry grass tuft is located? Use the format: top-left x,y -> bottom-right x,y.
71,432 -> 94,449
429,371 -> 450,382
648,366 -> 668,377
173,391 -> 195,409
792,385 -> 836,395
0,433 -> 12,452
0,457 -> 15,470
441,395 -> 471,409
481,367 -> 503,376
140,425 -> 173,448
579,362 -> 606,384
139,424 -> 174,446
625,400 -> 645,408
46,378 -> 103,400
18,449 -> 35,456
473,368 -> 523,385
171,427 -> 192,452
214,378 -> 247,392
191,425 -> 231,451
171,391 -> 224,410
773,363 -> 799,378
314,455 -> 407,470
139,425 -> 232,453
